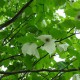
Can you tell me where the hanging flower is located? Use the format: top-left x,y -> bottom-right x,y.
57,43 -> 69,52
21,43 -> 40,59
38,35 -> 56,55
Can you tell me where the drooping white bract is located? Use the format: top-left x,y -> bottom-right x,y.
41,40 -> 56,55
72,74 -> 80,80
21,43 -> 40,58
58,43 -> 69,52
38,35 -> 56,55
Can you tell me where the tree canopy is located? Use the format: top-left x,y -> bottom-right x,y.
0,0 -> 80,80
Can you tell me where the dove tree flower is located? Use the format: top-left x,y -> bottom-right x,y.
38,35 -> 56,56
21,43 -> 40,59
57,43 -> 69,52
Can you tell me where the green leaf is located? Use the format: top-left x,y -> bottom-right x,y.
23,55 -> 33,69
68,47 -> 80,61
54,0 -> 66,6
74,20 -> 80,29
72,1 -> 80,9
60,19 -> 75,28
32,73 -> 43,80
65,2 -> 78,17
2,75 -> 18,80
49,28 -> 67,39
0,0 -> 5,7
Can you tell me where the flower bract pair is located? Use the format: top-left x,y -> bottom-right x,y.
21,35 -> 69,58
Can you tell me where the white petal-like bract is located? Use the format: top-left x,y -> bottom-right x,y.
58,43 -> 69,52
38,35 -> 52,43
21,43 -> 40,58
41,40 -> 56,55
38,35 -> 56,55
21,43 -> 31,56
72,74 -> 80,80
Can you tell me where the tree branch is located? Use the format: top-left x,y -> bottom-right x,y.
0,0 -> 33,30
0,68 -> 80,75
51,59 -> 77,80
67,27 -> 75,33
0,54 -> 23,62
33,53 -> 48,66
56,33 -> 75,42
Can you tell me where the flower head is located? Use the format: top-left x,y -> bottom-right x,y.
21,43 -> 40,58
38,35 -> 52,43
38,35 -> 56,55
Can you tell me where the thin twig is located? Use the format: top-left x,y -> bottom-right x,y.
3,13 -> 36,45
55,33 -> 75,42
67,27 -> 75,33
33,53 -> 48,66
0,54 -> 23,62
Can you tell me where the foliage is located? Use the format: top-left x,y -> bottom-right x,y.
0,0 -> 80,80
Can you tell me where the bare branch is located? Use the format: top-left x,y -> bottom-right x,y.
51,58 -> 77,80
0,68 -> 80,75
0,0 -> 33,30
56,33 -> 75,42
0,54 -> 23,62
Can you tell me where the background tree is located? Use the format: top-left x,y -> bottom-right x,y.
0,0 -> 80,80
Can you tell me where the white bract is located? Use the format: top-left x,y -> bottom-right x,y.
21,43 -> 40,58
38,35 -> 56,55
72,74 -> 80,80
38,35 -> 52,43
75,30 -> 80,39
57,43 -> 69,52
69,0 -> 78,3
